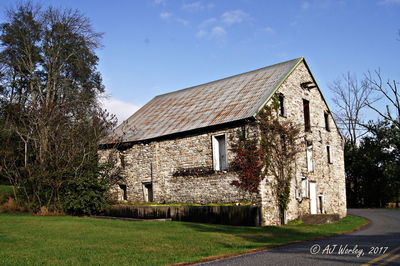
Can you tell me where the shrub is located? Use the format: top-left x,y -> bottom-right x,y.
62,177 -> 109,216
0,198 -> 24,213
35,206 -> 64,216
0,185 -> 14,205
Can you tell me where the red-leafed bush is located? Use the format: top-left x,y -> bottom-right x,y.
231,128 -> 264,193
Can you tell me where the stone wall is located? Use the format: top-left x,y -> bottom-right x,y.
99,124 -> 260,205
259,61 -> 347,225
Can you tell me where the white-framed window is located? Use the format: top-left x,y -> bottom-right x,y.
327,145 -> 332,164
212,134 -> 227,171
301,177 -> 309,198
306,141 -> 313,172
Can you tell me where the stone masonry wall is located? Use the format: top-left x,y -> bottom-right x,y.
99,124 -> 260,205
259,61 -> 347,225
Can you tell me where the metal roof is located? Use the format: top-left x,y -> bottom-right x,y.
103,57 -> 302,144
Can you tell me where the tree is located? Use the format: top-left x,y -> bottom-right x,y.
329,72 -> 372,146
345,120 -> 399,208
365,70 -> 400,130
0,2 -> 118,213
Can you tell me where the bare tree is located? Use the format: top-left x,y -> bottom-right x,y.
365,70 -> 400,129
329,72 -> 373,146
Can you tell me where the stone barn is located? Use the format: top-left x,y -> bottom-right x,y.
99,57 -> 347,225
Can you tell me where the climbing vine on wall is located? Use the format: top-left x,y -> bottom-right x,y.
231,125 -> 264,193
259,96 -> 301,224
172,166 -> 216,177
231,96 -> 301,224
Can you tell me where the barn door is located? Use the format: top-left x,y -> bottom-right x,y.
142,182 -> 153,202
309,182 -> 317,214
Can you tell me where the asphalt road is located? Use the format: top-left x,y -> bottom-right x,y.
197,209 -> 400,266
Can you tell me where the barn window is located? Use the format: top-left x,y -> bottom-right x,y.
212,134 -> 227,171
119,184 -> 127,201
324,112 -> 330,131
303,99 -> 311,132
306,141 -> 313,172
327,145 -> 332,164
301,177 -> 309,198
278,94 -> 285,117
318,195 -> 325,214
119,153 -> 126,168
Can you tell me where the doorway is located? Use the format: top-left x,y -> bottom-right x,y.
143,182 -> 153,202
309,182 -> 317,214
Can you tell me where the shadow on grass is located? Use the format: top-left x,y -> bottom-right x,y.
180,221 -> 328,246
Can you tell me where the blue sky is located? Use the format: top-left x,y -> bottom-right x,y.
0,0 -> 399,123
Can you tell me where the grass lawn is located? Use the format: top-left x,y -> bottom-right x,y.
0,213 -> 367,265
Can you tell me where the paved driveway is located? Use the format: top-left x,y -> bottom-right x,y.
197,209 -> 400,266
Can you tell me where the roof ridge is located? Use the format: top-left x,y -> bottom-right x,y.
154,57 -> 303,98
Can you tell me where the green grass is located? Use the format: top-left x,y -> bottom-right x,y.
0,185 -> 14,204
0,214 -> 367,265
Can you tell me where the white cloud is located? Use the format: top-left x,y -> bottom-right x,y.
160,12 -> 172,19
154,0 -> 166,5
196,29 -> 208,38
262,26 -> 274,34
379,0 -> 400,4
199,17 -> 217,28
301,1 -> 311,9
182,1 -> 202,10
160,12 -> 188,26
175,18 -> 189,25
182,1 -> 215,11
196,10 -> 250,41
211,26 -> 226,38
101,98 -> 140,124
221,10 -> 249,25
207,3 -> 215,8
196,26 -> 226,40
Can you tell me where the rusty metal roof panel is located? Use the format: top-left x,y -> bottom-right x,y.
103,58 -> 301,144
